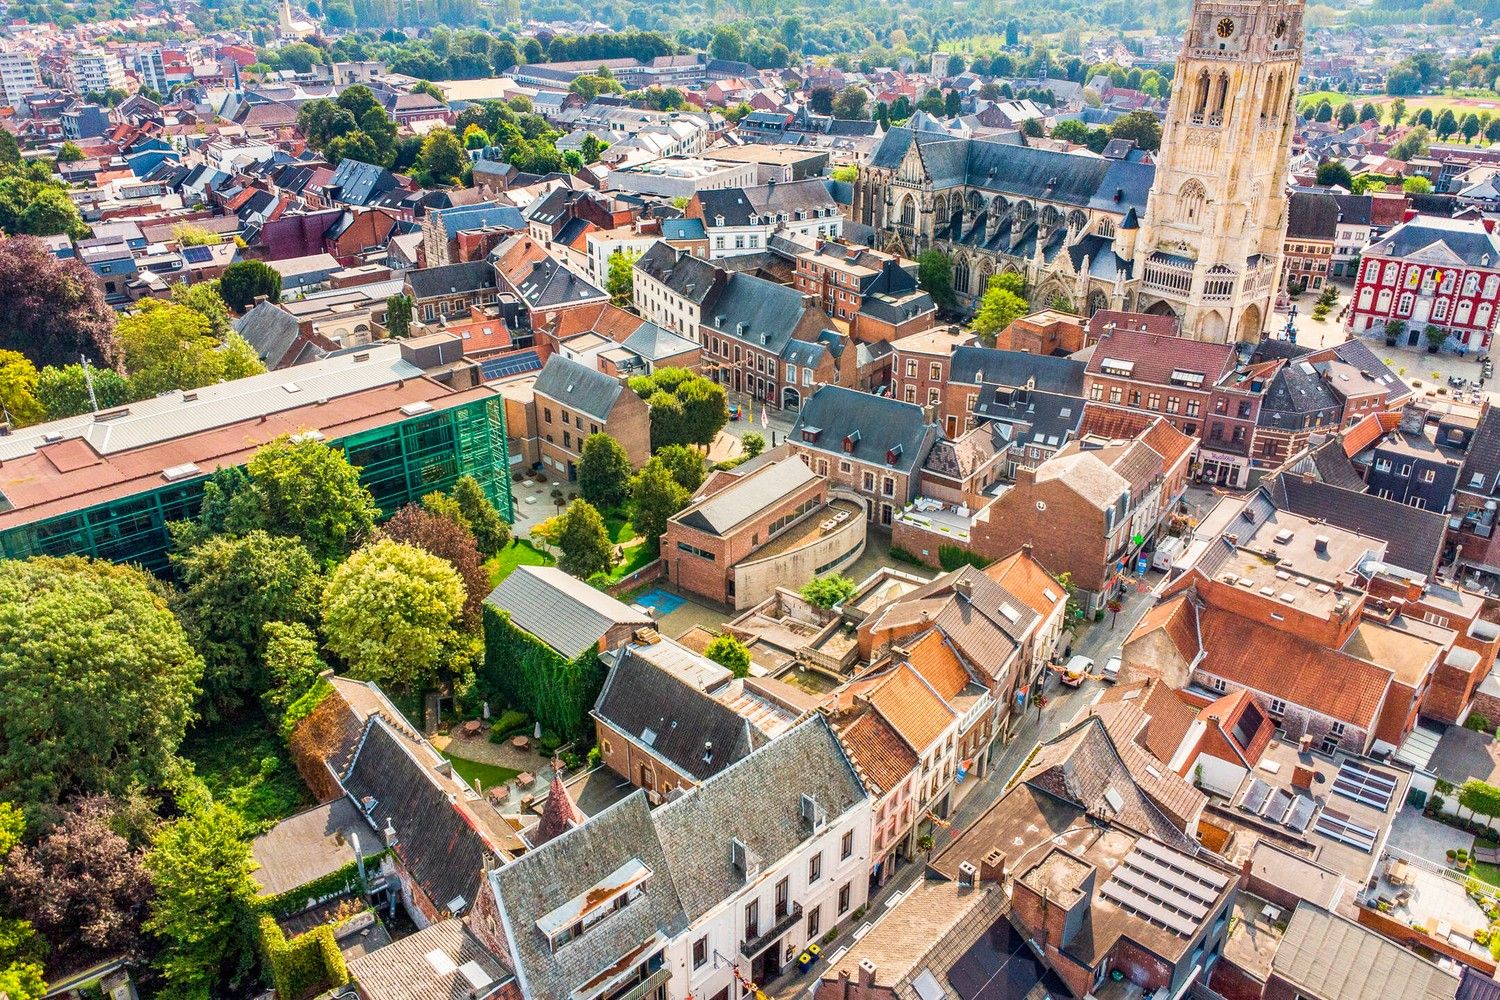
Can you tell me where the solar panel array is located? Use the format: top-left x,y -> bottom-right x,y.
1240,777 -> 1322,834
1100,840 -> 1231,938
480,350 -> 541,381
1314,808 -> 1378,852
182,245 -> 214,264
1331,760 -> 1397,811
1285,794 -> 1317,833
1239,778 -> 1271,814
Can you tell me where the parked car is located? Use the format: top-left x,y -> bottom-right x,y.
1102,656 -> 1121,683
1061,654 -> 1095,687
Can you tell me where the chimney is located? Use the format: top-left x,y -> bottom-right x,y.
957,860 -> 978,889
980,848 -> 1008,884
1022,542 -> 1034,556
1292,765 -> 1315,791
955,577 -> 973,600
1314,535 -> 1329,555
857,959 -> 877,990
1299,734 -> 1314,755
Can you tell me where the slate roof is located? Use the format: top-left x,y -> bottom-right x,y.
675,456 -> 818,536
703,271 -> 813,357
492,789 -> 688,1000
696,177 -> 839,227
232,300 -> 306,368
406,259 -> 496,300
652,716 -> 866,921
620,322 -> 698,362
532,355 -> 626,423
1273,902 -> 1459,1000
593,644 -> 765,782
346,918 -> 516,1000
1264,475 -> 1445,577
950,345 -> 1086,394
325,157 -> 396,207
661,217 -> 707,241
484,564 -> 651,660
1369,214 -> 1500,267
1287,191 -> 1341,241
341,719 -> 497,916
870,127 -> 1153,216
1460,406 -> 1500,496
634,241 -> 724,305
1260,362 -> 1343,428
431,202 -> 525,238
791,384 -> 937,476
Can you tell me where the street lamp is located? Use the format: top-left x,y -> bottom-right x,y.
1282,303 -> 1298,343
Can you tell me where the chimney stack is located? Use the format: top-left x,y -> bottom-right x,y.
957,860 -> 978,889
857,960 -> 877,990
955,577 -> 973,600
980,848 -> 1008,885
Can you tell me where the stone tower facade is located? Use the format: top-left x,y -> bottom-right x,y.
1135,0 -> 1305,343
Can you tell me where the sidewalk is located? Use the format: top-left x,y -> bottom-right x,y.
760,583 -> 1159,999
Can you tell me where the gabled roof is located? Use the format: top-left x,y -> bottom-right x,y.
406,259 -> 496,300
790,384 -> 936,475
702,270 -> 815,357
1368,214 -> 1500,269
949,345 -> 1086,394
1273,903 -> 1459,1000
1264,475 -> 1445,577
324,156 -> 396,207
531,355 -> 626,423
1087,328 -> 1237,386
593,643 -> 765,782
484,564 -> 651,660
674,456 -> 818,536
346,918 -> 516,1000
232,300 -> 308,368
834,709 -> 918,796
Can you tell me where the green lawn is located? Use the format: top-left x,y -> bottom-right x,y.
608,540 -> 658,583
487,539 -> 555,585
442,752 -> 521,792
181,711 -> 313,834
603,510 -> 636,545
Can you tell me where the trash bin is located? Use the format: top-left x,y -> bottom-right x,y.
797,944 -> 822,972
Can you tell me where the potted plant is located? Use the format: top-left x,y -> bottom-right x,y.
1386,319 -> 1404,346
1426,324 -> 1448,354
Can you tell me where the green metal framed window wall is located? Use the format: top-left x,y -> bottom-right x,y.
0,396 -> 513,573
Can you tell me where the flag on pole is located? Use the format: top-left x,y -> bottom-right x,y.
761,404 -> 769,429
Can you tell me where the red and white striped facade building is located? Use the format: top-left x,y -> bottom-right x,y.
1348,213 -> 1500,350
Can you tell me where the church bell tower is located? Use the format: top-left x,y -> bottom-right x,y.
1135,0 -> 1305,344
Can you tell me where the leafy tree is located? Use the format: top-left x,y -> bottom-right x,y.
34,362 -> 130,419
336,83 -> 382,122
169,281 -> 233,337
323,539 -> 475,693
380,503 -> 489,627
451,475 -> 509,556
577,433 -> 633,509
832,86 -> 867,120
656,443 -> 705,492
1390,126 -> 1431,161
1359,102 -> 1380,123
260,621 -> 326,725
1313,99 -> 1334,122
0,558 -> 202,818
1051,119 -> 1092,144
1,796 -> 151,969
417,127 -> 467,185
971,274 -> 1030,344
629,458 -> 688,545
0,236 -> 118,370
18,188 -> 87,240
705,633 -> 751,678
629,368 -> 727,449
944,89 -> 962,118
710,26 -> 743,62
116,300 -> 266,397
218,259 -> 282,313
1487,119 -> 1500,145
236,436 -> 379,564
1436,108 -> 1459,140
580,133 -> 607,164
385,293 -> 413,338
554,499 -> 611,579
170,531 -> 323,717
605,249 -> 639,306
1336,102 -> 1357,128
0,802 -> 43,1000
56,141 -> 84,163
1110,110 -> 1161,152
1390,98 -> 1407,126
171,223 -> 223,247
809,85 -> 835,115
144,804 -> 261,999
1404,175 -> 1434,194
740,431 -> 766,458
1464,113 -> 1482,143
1315,161 -> 1353,189
800,573 -> 856,609
917,249 -> 956,307
0,130 -> 19,167
1416,108 -> 1434,128
0,349 -> 43,426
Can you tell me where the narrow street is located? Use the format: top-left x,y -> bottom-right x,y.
760,579 -> 1161,1000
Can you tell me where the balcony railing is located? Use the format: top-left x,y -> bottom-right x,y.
741,902 -> 803,958
612,966 -> 672,1000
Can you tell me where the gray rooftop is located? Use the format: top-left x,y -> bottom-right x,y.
484,565 -> 652,660
1272,902 -> 1459,1000
674,456 -> 818,536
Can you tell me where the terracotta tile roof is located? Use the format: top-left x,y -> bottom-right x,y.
867,664 -> 956,753
1140,417 -> 1196,471
542,300 -> 643,343
1128,593 -> 1201,663
835,709 -> 918,795
983,547 -> 1067,618
1195,605 -> 1393,729
901,628 -> 973,701
1078,402 -> 1157,441
1341,410 -> 1404,457
1086,328 -> 1237,386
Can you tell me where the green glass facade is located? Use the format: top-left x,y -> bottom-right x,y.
0,396 -> 513,575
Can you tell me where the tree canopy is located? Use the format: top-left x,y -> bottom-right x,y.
628,367 -> 727,450
578,433 -> 633,510
629,457 -> 690,545
218,260 -> 282,313
555,499 -> 613,579
0,236 -> 118,371
235,437 -> 381,565
705,634 -> 751,678
971,273 -> 1029,344
801,573 -> 856,609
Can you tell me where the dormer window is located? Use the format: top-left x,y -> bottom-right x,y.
843,430 -> 860,453
802,426 -> 822,443
536,859 -> 651,953
886,443 -> 903,464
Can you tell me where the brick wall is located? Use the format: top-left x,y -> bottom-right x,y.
596,718 -> 694,796
970,470 -> 1110,595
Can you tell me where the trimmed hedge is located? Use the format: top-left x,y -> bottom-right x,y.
262,851 -> 384,919
488,708 -> 532,743
938,544 -> 990,572
259,917 -> 349,1000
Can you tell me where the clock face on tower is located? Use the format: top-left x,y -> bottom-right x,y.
1216,16 -> 1236,38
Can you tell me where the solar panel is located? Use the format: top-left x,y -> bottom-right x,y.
1285,794 -> 1317,833
1315,808 -> 1378,852
1131,839 -> 1231,891
1331,760 -> 1397,811
1099,882 -> 1199,937
1262,788 -> 1293,822
480,350 -> 541,381
181,245 -> 214,264
1239,778 -> 1271,814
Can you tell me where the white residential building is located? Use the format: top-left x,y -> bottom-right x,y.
0,51 -> 41,107
69,50 -> 127,95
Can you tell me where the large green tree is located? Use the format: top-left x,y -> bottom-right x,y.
629,458 -> 689,546
556,499 -> 613,580
971,274 -> 1029,344
0,558 -> 202,818
322,539 -> 475,694
417,127 -> 467,185
628,368 -> 727,450
705,633 -> 750,677
916,249 -> 956,308
451,475 -> 509,556
380,503 -> 489,627
577,433 -> 633,510
144,803 -> 261,1000
0,236 -> 118,370
117,300 -> 265,397
0,349 -> 43,426
236,437 -> 380,565
170,531 -> 323,718
217,260 -> 282,313
655,443 -> 705,492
